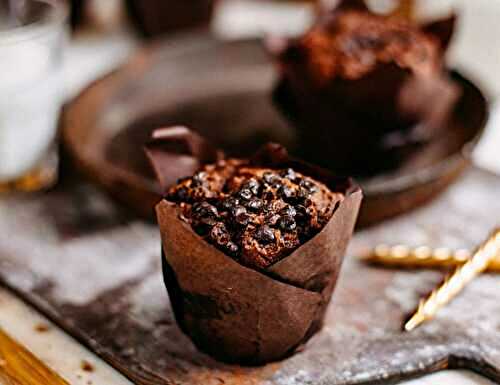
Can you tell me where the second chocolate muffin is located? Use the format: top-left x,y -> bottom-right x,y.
272,0 -> 459,176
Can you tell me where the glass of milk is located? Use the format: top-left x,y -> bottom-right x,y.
0,0 -> 68,192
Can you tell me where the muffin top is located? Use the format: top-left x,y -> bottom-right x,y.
281,10 -> 441,85
167,159 -> 343,270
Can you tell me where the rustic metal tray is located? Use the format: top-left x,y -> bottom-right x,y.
62,35 -> 488,226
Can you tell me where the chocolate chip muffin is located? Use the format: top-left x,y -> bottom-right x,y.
167,159 -> 343,269
150,131 -> 362,364
272,3 -> 459,176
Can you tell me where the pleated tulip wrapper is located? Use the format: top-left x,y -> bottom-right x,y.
147,127 -> 362,364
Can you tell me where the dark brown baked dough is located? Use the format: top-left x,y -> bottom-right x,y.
287,10 -> 440,83
167,160 -> 343,269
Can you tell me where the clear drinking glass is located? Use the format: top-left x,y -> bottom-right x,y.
0,0 -> 68,192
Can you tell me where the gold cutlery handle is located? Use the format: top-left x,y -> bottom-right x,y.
360,244 -> 500,272
404,229 -> 500,331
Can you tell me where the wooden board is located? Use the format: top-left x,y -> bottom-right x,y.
0,328 -> 69,385
0,167 -> 499,384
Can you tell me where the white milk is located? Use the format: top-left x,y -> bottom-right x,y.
0,40 -> 62,181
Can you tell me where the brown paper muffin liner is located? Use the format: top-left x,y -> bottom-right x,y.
147,128 -> 362,364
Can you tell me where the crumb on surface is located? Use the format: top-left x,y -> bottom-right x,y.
34,323 -> 50,333
81,360 -> 94,372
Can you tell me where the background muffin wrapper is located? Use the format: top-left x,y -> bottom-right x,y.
272,69 -> 460,176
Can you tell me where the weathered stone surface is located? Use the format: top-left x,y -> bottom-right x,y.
0,167 -> 499,384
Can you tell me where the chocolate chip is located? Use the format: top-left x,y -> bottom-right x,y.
278,185 -> 295,200
297,187 -> 311,200
221,197 -> 239,211
280,205 -> 297,218
306,206 -> 316,217
232,206 -> 250,226
238,188 -> 253,201
226,242 -> 239,255
265,201 -> 277,212
204,217 -> 217,226
279,215 -> 296,232
232,205 -> 246,217
262,189 -> 275,201
303,197 -> 314,207
280,168 -> 297,181
255,225 -> 275,244
191,202 -> 218,226
243,179 -> 260,195
295,204 -> 308,219
266,213 -> 281,226
247,197 -> 264,212
300,179 -> 318,193
263,172 -> 280,185
210,223 -> 230,246
192,202 -> 218,218
192,171 -> 207,187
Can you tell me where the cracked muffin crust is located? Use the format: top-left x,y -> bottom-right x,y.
167,159 -> 343,270
283,10 -> 442,85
